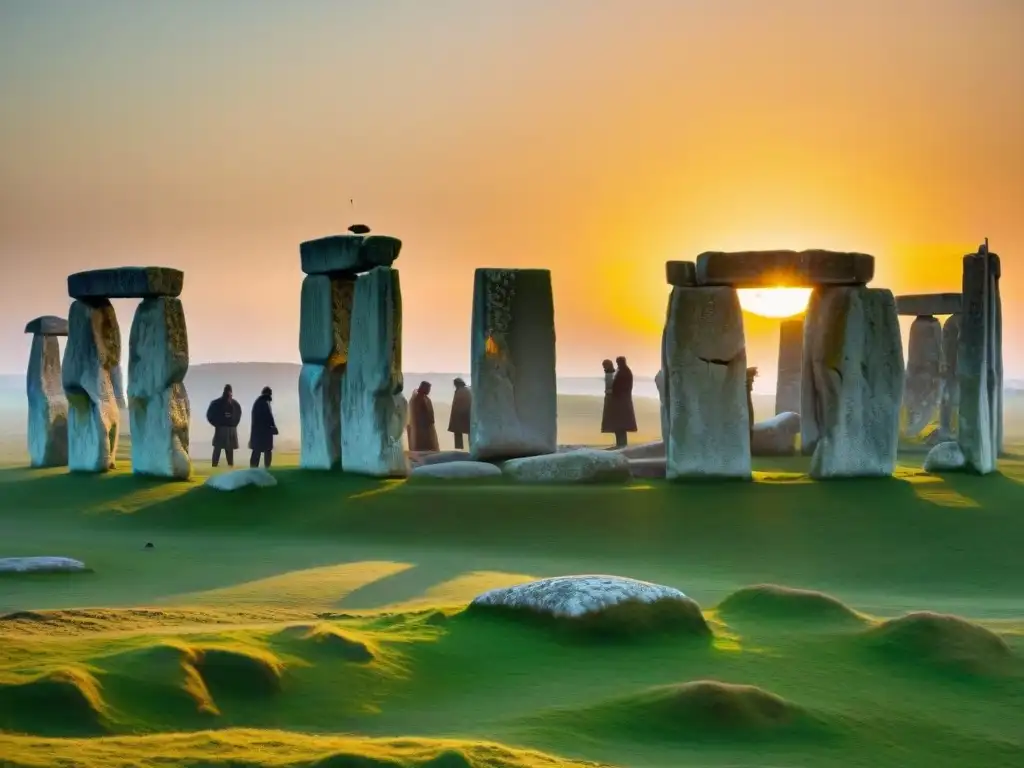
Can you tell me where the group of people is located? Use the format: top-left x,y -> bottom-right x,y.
205,385 -> 278,468
601,355 -> 637,448
407,377 -> 472,451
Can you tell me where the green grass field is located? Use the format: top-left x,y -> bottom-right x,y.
2,430 -> 1023,766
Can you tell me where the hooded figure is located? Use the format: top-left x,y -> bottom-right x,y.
206,384 -> 242,467
408,381 -> 439,452
448,377 -> 472,449
249,386 -> 278,468
601,356 -> 637,448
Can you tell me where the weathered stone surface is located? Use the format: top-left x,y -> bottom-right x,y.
502,449 -> 631,484
901,315 -> 943,438
615,440 -> 665,459
26,335 -> 68,468
299,363 -> 343,470
411,461 -> 502,479
666,260 -> 696,287
958,252 -> 1000,474
299,274 -> 355,365
775,318 -> 803,415
939,314 -> 960,437
411,450 -> 471,467
654,368 -> 668,446
0,557 -> 88,574
924,441 -> 967,473
470,269 -> 557,461
895,293 -> 962,317
205,468 -> 277,491
989,259 -> 1004,458
695,250 -> 874,287
470,575 -> 692,619
300,234 -> 402,276
24,316 -> 68,336
751,412 -> 801,456
110,363 -> 127,409
67,267 -> 183,300
801,287 -> 904,478
127,297 -> 190,480
628,457 -> 666,479
341,267 -> 408,477
663,287 -> 751,480
62,299 -> 121,472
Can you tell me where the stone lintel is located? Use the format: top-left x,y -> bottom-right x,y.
665,261 -> 697,287
894,292 -> 962,317
695,249 -> 874,287
24,316 -> 69,336
68,267 -> 183,300
300,234 -> 402,276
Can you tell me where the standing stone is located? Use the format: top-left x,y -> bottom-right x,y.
663,287 -> 750,480
939,314 -> 960,438
341,267 -> 407,476
298,275 -> 355,470
25,319 -> 68,468
775,318 -> 803,415
110,364 -> 128,409
128,297 -> 191,480
469,269 -> 557,461
988,258 -> 1004,457
900,315 -> 942,438
958,252 -> 1001,473
62,300 -> 121,472
801,287 -> 903,478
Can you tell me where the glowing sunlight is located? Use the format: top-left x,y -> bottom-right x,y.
737,288 -> 813,319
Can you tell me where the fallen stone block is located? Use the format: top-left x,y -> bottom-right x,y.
615,440 -> 665,459
628,457 -> 666,479
923,441 -> 967,473
300,234 -> 402,276
470,268 -> 557,461
68,267 -> 184,300
411,450 -> 472,467
204,468 -> 277,491
502,449 -> 631,484
0,557 -> 89,574
895,292 -> 962,317
411,461 -> 502,479
751,412 -> 800,456
695,249 -> 874,287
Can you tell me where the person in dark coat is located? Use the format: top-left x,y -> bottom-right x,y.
601,355 -> 638,448
206,384 -> 242,467
746,366 -> 759,434
408,381 -> 440,452
448,377 -> 472,450
249,386 -> 278,468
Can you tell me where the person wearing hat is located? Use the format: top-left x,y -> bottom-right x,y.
249,386 -> 279,468
448,377 -> 472,450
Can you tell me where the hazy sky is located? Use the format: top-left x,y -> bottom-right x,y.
2,0 -> 1022,384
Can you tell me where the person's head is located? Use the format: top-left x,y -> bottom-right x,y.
223,384 -> 233,400
419,381 -> 432,396
601,359 -> 614,374
453,377 -> 466,389
615,356 -> 627,368
261,386 -> 273,401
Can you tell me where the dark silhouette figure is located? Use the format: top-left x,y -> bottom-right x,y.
249,386 -> 278,468
746,366 -> 759,433
408,381 -> 439,451
602,356 -> 637,448
206,384 -> 242,467
448,377 -> 472,450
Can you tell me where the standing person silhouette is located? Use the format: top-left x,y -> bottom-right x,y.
249,386 -> 278,468
206,384 -> 242,467
448,377 -> 472,450
602,356 -> 637,448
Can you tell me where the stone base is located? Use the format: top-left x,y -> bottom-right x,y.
802,287 -> 903,479
299,363 -> 343,470
129,383 -> 191,480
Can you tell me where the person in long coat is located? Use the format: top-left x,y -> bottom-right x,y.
206,384 -> 242,467
448,377 -> 472,450
601,355 -> 638,448
249,386 -> 278,468
746,366 -> 759,433
408,381 -> 440,452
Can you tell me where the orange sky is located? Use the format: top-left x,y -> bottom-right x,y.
1,0 -> 1022,385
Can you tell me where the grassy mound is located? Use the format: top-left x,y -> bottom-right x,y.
463,596 -> 711,642
0,666 -> 107,734
537,680 -> 829,743
189,644 -> 286,697
864,612 -> 1016,675
717,584 -> 864,626
280,623 -> 375,663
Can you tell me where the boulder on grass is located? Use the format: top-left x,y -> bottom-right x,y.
470,575 -> 692,618
750,412 -> 801,456
502,449 -> 631,484
411,461 -> 502,479
0,557 -> 89,574
204,468 -> 277,491
924,441 -> 967,473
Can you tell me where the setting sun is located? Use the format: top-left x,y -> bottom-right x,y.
737,288 -> 813,319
